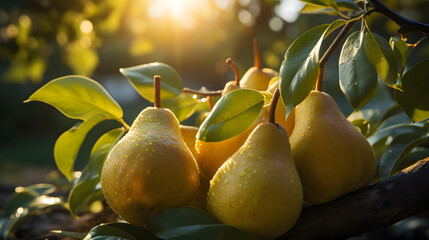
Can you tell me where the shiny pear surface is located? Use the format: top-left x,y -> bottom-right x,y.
101,107 -> 199,225
290,91 -> 376,204
240,67 -> 278,91
208,123 -> 303,239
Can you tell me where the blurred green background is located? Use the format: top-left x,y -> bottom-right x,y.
1,0 -> 429,186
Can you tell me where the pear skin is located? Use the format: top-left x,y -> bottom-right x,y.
195,109 -> 268,179
101,108 -> 199,225
289,91 -> 376,204
221,81 -> 241,96
180,125 -> 199,156
240,67 -> 278,91
208,122 -> 303,239
180,125 -> 210,210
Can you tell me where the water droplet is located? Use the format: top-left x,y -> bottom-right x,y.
115,163 -> 119,167
238,184 -> 242,187
239,171 -> 246,177
146,170 -> 151,174
136,143 -> 139,146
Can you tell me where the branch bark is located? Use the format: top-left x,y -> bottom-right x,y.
368,0 -> 429,39
279,157 -> 429,240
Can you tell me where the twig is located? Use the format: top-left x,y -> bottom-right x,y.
316,21 -> 355,91
182,88 -> 223,97
368,0 -> 429,41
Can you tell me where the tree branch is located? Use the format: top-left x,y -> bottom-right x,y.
279,157 -> 429,240
368,0 -> 429,40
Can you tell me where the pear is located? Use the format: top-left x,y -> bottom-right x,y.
101,76 -> 199,225
180,125 -> 199,156
265,77 -> 295,136
289,90 -> 376,204
195,108 -> 268,179
180,125 -> 210,210
240,39 -> 278,91
207,89 -> 303,239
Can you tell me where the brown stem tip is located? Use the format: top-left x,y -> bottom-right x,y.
225,57 -> 240,85
154,75 -> 161,108
269,88 -> 280,124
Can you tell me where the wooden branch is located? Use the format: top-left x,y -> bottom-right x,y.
278,157 -> 429,240
368,0 -> 429,40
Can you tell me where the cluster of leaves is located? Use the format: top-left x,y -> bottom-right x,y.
57,206 -> 258,240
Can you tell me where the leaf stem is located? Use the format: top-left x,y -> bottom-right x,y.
182,88 -> 222,96
316,21 -> 355,91
154,75 -> 161,108
269,88 -> 280,124
225,58 -> 240,85
253,38 -> 262,69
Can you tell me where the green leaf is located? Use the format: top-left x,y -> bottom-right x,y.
147,206 -> 219,234
84,223 -> 159,240
389,35 -> 411,74
300,0 -> 339,11
1,188 -> 64,240
197,89 -> 265,142
390,135 -> 429,176
394,59 -> 429,122
300,0 -> 360,14
156,224 -> 259,240
120,62 -> 183,102
161,93 -> 200,122
54,115 -> 105,181
52,230 -> 87,239
68,128 -> 124,215
339,31 -> 378,110
364,25 -> 400,89
26,75 -> 123,121
379,133 -> 425,179
280,19 -> 346,118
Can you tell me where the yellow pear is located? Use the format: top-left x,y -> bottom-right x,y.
240,39 -> 278,91
290,90 -> 376,204
101,76 -> 199,225
266,77 -> 295,136
180,125 -> 210,210
180,125 -> 199,156
195,108 -> 268,179
207,89 -> 303,238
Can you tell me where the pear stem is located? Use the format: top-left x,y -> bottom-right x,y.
316,21 -> 354,92
253,38 -> 262,69
225,58 -> 240,85
154,75 -> 161,108
208,95 -> 214,110
182,88 -> 222,96
269,88 -> 280,124
118,119 -> 130,130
